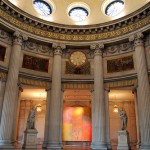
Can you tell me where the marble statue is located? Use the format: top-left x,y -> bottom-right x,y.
119,107 -> 127,130
26,107 -> 35,129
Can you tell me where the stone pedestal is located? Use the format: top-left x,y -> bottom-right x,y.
22,129 -> 38,149
117,130 -> 130,150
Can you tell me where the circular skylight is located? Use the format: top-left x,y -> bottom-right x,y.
69,7 -> 89,22
105,0 -> 124,16
33,0 -> 52,16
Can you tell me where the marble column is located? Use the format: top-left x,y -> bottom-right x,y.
90,44 -> 107,150
47,43 -> 65,149
0,79 -> 6,121
14,83 -> 23,142
0,31 -> 27,148
104,88 -> 112,150
43,88 -> 51,148
132,85 -> 141,148
129,32 -> 150,149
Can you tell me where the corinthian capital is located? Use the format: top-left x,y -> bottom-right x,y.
13,31 -> 28,45
129,32 -> 144,42
52,43 -> 66,55
90,43 -> 104,56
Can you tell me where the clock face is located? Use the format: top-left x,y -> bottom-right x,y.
70,51 -> 87,67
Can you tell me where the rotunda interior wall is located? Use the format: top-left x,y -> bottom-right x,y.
0,30 -> 150,82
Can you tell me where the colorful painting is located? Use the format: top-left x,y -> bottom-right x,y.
107,55 -> 134,73
0,45 -> 6,62
22,54 -> 49,72
63,107 -> 92,141
66,61 -> 90,75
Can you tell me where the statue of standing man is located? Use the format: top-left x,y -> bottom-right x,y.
26,107 -> 35,129
119,107 -> 127,130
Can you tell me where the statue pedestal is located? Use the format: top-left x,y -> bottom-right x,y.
117,130 -> 130,150
22,129 -> 38,149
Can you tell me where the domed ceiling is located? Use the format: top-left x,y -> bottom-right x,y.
8,0 -> 149,26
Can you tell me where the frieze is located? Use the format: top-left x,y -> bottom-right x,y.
0,29 -> 12,45
0,3 -> 150,42
103,42 -> 133,56
23,41 -> 52,56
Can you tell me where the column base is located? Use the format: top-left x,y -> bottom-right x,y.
47,142 -> 62,150
139,145 -> 150,150
106,143 -> 112,150
42,141 -> 48,148
91,142 -> 107,150
0,140 -> 15,149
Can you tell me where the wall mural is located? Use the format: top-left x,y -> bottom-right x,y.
0,45 -> 6,62
22,54 -> 49,72
107,55 -> 134,73
63,107 -> 92,141
65,61 -> 90,75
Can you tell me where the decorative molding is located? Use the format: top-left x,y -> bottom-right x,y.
104,78 -> 137,88
0,1 -> 150,42
62,83 -> 94,89
18,77 -> 51,88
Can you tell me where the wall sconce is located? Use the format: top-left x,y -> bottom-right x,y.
36,104 -> 42,112
113,105 -> 118,113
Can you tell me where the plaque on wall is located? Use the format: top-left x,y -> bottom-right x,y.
107,55 -> 134,73
22,54 -> 49,72
0,45 -> 6,62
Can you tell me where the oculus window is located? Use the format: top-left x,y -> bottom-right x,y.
33,0 -> 52,16
69,7 -> 88,22
105,0 -> 124,16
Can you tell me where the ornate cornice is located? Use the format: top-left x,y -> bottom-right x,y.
0,1 -> 150,42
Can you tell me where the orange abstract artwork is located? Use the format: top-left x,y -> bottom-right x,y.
63,107 -> 92,141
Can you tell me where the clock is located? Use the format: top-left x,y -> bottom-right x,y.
70,51 -> 87,67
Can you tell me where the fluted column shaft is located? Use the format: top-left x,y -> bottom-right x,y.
130,33 -> 150,149
91,44 -> 107,150
0,79 -> 5,121
0,32 -> 27,148
43,88 -> 51,148
47,44 -> 65,149
104,88 -> 111,150
132,86 -> 141,148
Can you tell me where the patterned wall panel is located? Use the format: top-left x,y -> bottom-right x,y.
22,54 -> 49,72
107,55 -> 134,73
